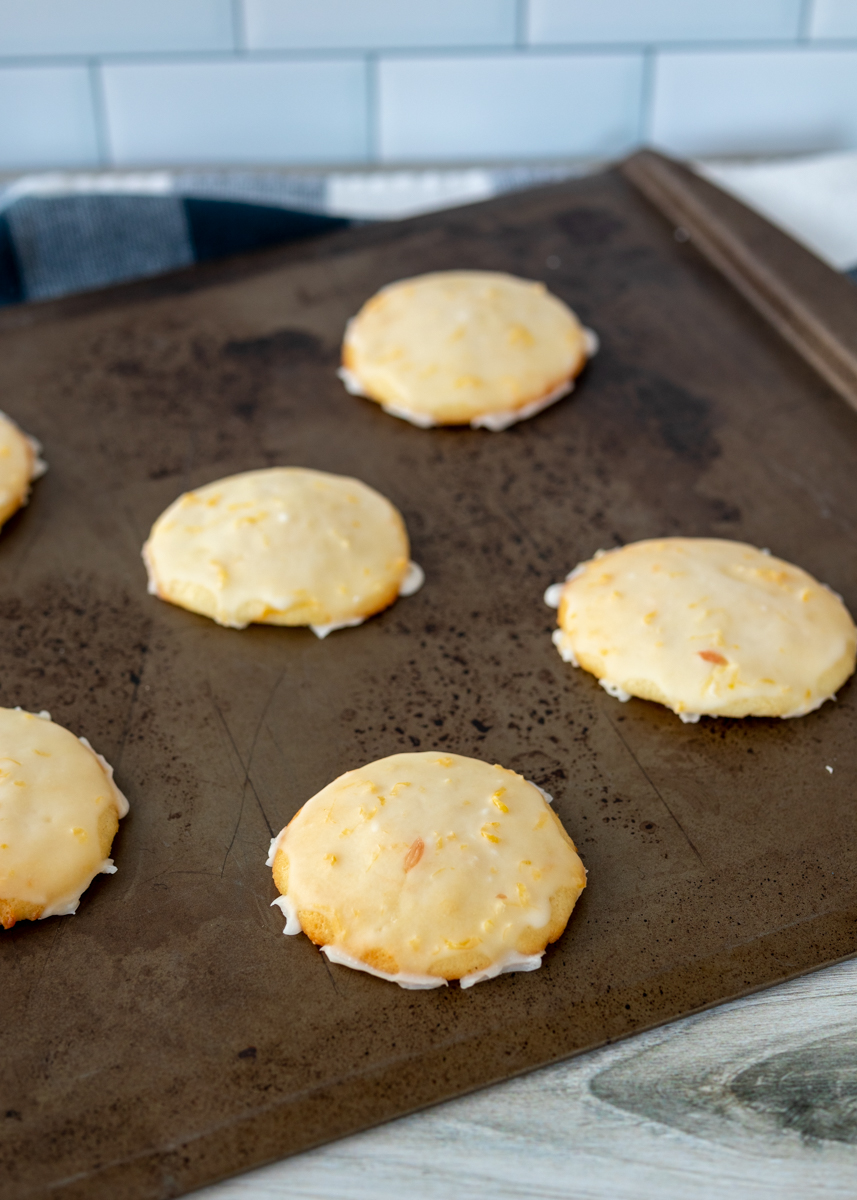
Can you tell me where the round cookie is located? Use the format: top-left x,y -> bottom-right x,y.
0,410 -> 47,530
340,270 -> 595,429
143,467 -> 422,635
268,751 -> 587,989
0,708 -> 129,930
547,538 -> 857,722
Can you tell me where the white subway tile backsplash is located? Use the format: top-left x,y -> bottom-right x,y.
101,59 -> 369,166
809,0 -> 857,38
651,48 -> 857,156
378,53 -> 643,161
527,0 -> 804,45
0,66 -> 99,168
0,0 -> 234,57
244,0 -> 517,51
1,1 -> 856,175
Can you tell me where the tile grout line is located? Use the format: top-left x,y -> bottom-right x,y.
3,37 -> 857,72
798,0 -> 815,41
637,46 -> 656,148
366,53 -> 379,165
87,59 -> 112,167
516,0 -> 529,49
231,0 -> 246,54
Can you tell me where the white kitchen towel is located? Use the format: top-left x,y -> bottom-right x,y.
697,151 -> 857,273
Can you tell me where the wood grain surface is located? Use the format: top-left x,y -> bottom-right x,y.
192,957 -> 857,1199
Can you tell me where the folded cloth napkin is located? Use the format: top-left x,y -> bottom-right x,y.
0,193 -> 349,305
0,158 -> 853,307
0,164 -> 582,306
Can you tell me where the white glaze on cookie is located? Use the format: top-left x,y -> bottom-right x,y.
308,561 -> 423,638
340,271 -> 594,427
398,560 -> 425,596
143,467 -> 414,631
0,708 -> 127,923
309,617 -> 365,640
321,944 -> 446,989
269,751 -> 586,988
551,538 -> 857,720
468,378 -> 573,431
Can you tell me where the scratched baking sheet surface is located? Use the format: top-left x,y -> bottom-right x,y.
2,168 -> 857,1200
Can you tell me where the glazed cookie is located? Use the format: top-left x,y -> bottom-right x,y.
143,467 -> 423,636
340,270 -> 596,429
0,410 -> 47,530
546,538 -> 857,722
0,708 -> 129,930
268,751 -> 587,989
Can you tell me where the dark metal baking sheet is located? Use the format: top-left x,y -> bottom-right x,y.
621,150 -> 857,413
2,162 -> 857,1200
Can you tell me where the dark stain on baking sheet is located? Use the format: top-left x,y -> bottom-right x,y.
2,165 -> 857,1200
